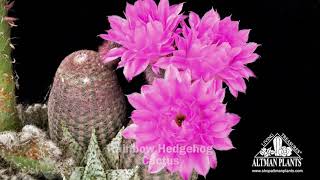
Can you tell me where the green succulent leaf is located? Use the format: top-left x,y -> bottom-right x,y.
82,129 -> 107,180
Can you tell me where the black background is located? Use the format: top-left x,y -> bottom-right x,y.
10,0 -> 318,178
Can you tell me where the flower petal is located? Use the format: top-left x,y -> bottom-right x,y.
212,137 -> 234,150
122,124 -> 138,139
190,152 -> 210,176
102,47 -> 125,63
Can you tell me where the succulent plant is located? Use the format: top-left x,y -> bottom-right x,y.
0,0 -> 21,131
16,104 -> 48,130
48,50 -> 127,148
0,125 -> 61,178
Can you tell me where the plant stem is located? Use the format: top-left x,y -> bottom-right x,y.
0,0 -> 20,131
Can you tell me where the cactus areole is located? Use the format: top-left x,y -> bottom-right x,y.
48,50 -> 126,148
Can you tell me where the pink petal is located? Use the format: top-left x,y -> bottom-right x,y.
158,0 -> 169,21
164,65 -> 181,81
238,29 -> 250,43
208,150 -> 217,169
148,152 -> 166,173
123,59 -> 150,81
212,137 -> 234,150
228,113 -> 240,127
131,110 -> 155,124
170,2 -> 184,16
108,15 -> 126,30
212,121 -> 229,132
212,129 -> 233,138
190,153 -> 210,176
127,93 -> 147,110
189,11 -> 200,29
102,47 -> 125,63
146,21 -> 164,42
179,158 -> 193,180
239,66 -> 255,79
134,26 -> 147,49
122,124 -> 138,139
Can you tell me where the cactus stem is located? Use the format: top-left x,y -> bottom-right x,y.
0,0 -> 21,131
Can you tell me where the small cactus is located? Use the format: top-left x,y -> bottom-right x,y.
48,49 -> 127,148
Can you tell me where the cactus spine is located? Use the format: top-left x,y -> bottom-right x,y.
0,0 -> 21,131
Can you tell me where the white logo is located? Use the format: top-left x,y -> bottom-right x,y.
252,133 -> 303,173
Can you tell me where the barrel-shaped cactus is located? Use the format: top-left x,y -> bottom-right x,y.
48,50 -> 126,148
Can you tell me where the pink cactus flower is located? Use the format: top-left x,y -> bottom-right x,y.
123,66 -> 240,180
100,0 -> 184,80
156,9 -> 259,97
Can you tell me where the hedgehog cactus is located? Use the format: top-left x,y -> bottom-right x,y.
48,49 -> 126,148
0,0 -> 21,131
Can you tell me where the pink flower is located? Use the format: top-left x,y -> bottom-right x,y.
156,9 -> 259,97
100,0 -> 184,81
123,66 -> 240,180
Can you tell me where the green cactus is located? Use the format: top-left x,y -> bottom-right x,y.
0,0 -> 21,131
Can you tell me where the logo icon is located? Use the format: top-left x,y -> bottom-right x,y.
252,133 -> 303,173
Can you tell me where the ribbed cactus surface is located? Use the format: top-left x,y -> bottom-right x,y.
48,50 -> 126,148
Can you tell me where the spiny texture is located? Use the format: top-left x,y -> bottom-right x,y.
100,0 -> 184,81
0,0 -> 21,131
16,104 -> 48,130
82,130 -> 107,180
123,67 -> 240,180
0,125 -> 61,177
48,50 -> 126,148
156,10 -> 259,97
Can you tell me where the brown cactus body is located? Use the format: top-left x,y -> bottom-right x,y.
144,66 -> 164,84
48,50 -> 126,148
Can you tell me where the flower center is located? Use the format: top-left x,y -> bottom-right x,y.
175,113 -> 186,127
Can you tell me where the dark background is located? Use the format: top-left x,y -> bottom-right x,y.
10,0 -> 318,178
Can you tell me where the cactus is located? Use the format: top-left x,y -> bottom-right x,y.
144,66 -> 164,84
0,0 -> 21,131
16,104 -> 48,129
48,50 -> 127,148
